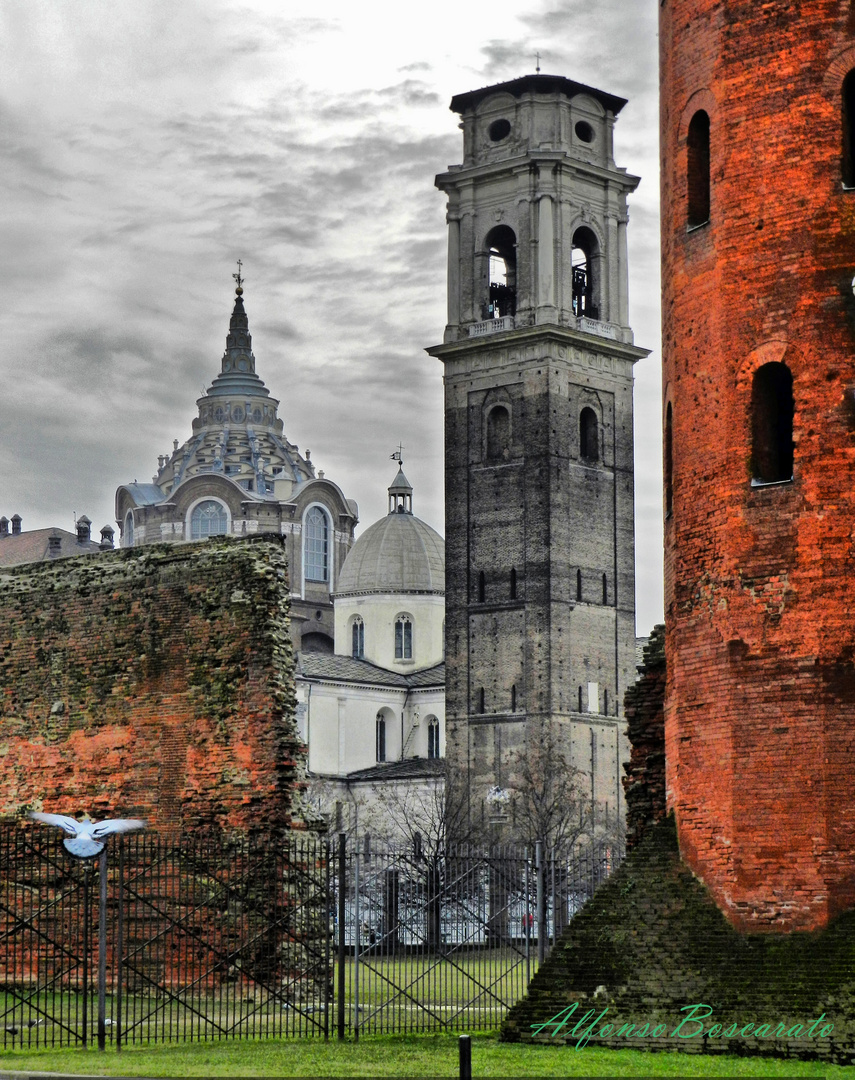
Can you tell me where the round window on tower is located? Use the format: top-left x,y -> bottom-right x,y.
488,119 -> 511,142
575,121 -> 595,144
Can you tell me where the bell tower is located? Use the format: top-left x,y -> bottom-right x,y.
429,74 -> 648,835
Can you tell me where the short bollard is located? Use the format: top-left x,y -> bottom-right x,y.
459,1033 -> 472,1080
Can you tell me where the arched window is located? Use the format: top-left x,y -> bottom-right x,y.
572,227 -> 598,319
484,225 -> 516,318
305,506 -> 330,582
376,713 -> 386,762
351,616 -> 364,659
580,407 -> 599,461
190,499 -> 228,540
510,568 -> 517,600
395,615 -> 413,660
486,405 -> 510,461
843,70 -> 855,187
427,717 -> 440,759
687,110 -> 711,227
124,510 -> 134,549
751,362 -> 794,484
664,401 -> 674,517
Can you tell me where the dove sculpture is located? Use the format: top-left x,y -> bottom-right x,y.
29,812 -> 147,858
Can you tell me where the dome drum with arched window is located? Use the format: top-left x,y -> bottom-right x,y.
114,275 -> 358,656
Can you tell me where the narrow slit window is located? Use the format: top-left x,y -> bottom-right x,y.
395,616 -> 413,659
580,407 -> 599,461
510,568 -> 517,600
751,362 -> 794,484
478,571 -> 486,603
427,717 -> 440,759
687,110 -> 711,227
511,684 -> 517,712
576,569 -> 582,601
843,70 -> 855,187
665,401 -> 674,517
351,616 -> 364,659
479,687 -> 486,713
376,714 -> 386,762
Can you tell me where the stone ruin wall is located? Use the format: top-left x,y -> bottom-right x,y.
0,535 -> 304,838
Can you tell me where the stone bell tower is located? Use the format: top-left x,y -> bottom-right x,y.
428,74 -> 648,836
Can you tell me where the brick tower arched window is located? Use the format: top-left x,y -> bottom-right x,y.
687,110 -> 711,227
843,69 -> 855,188
751,362 -> 794,484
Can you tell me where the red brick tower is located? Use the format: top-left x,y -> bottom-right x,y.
662,1 -> 855,932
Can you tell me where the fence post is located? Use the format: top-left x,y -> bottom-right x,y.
116,839 -> 124,1052
337,833 -> 346,1042
97,847 -> 108,1051
459,1033 -> 472,1080
536,840 -> 545,966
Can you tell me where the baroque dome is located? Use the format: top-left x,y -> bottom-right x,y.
336,467 -> 444,597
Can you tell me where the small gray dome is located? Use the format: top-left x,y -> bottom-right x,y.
336,512 -> 444,596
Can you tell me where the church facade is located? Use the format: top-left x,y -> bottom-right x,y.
429,74 -> 648,834
296,465 -> 446,838
115,280 -> 358,654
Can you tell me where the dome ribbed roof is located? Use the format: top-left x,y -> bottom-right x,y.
336,511 -> 444,596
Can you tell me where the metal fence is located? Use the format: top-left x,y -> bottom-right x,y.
0,828 -> 622,1049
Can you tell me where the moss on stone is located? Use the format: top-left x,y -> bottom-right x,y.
503,816 -> 855,1062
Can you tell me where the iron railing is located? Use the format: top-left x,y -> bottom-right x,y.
0,828 -> 622,1048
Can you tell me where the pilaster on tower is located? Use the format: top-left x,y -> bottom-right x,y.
429,73 -> 648,839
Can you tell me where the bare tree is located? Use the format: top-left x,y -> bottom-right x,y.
505,726 -> 595,852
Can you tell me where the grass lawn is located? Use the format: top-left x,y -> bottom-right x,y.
0,1033 -> 851,1077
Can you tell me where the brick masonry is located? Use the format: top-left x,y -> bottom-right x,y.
502,817 -> 855,1062
0,536 -> 303,838
662,0 -> 855,930
622,626 -> 666,849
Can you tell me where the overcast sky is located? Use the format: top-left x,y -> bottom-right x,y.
1,0 -> 663,633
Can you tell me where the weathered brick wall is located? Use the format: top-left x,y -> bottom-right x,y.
661,0 -> 855,930
622,626 -> 666,849
503,818 -> 855,1063
0,536 -> 302,838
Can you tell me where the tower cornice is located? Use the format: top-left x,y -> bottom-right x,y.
427,322 -> 649,366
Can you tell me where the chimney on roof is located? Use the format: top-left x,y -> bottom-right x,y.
0,518 -> 8,538
11,515 -> 22,536
99,525 -> 115,550
76,515 -> 91,543
48,533 -> 62,557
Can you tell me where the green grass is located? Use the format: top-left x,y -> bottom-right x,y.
0,1033 -> 852,1077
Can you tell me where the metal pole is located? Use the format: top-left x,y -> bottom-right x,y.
116,840 -> 124,1052
353,854 -> 360,1043
536,840 -> 545,966
323,838 -> 331,1042
459,1033 -> 472,1080
337,833 -> 346,1042
523,847 -> 530,985
97,847 -> 107,1051
82,866 -> 90,1048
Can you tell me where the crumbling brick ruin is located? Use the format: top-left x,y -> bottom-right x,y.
0,536 -> 303,837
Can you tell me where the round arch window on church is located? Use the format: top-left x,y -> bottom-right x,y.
190,499 -> 229,540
